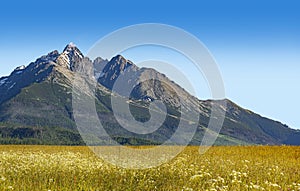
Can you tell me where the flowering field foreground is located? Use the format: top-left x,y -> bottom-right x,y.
0,145 -> 299,191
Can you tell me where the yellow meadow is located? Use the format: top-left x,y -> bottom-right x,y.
0,145 -> 299,191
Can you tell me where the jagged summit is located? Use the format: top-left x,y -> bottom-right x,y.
108,55 -> 135,70
62,43 -> 84,59
98,54 -> 139,90
111,54 -> 131,63
56,43 -> 84,71
63,42 -> 82,55
0,44 -> 85,104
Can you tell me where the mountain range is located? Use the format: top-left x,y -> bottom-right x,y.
0,43 -> 299,145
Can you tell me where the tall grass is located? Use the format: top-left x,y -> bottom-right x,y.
0,145 -> 299,190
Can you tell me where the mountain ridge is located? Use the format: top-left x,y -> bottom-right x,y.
0,43 -> 299,145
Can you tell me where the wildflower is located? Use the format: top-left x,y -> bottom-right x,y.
190,174 -> 203,180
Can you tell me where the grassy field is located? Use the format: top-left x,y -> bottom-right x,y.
0,146 -> 299,191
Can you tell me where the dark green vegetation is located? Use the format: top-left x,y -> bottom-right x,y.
0,123 -> 83,145
0,44 -> 299,145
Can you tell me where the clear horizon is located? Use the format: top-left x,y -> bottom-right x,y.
0,0 -> 299,129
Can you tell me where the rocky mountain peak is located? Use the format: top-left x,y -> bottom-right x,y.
63,42 -> 82,55
56,43 -> 84,71
111,55 -> 133,65
98,55 -> 139,90
111,54 -> 126,62
62,42 -> 84,59
93,57 -> 109,74
104,55 -> 137,73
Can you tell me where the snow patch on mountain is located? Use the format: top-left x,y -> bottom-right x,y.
15,65 -> 26,71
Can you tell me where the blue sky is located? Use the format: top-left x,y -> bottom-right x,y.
0,0 -> 299,129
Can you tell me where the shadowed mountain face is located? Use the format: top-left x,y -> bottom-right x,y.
0,43 -> 299,145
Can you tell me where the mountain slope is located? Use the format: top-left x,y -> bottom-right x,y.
95,54 -> 300,145
0,44 -> 299,145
